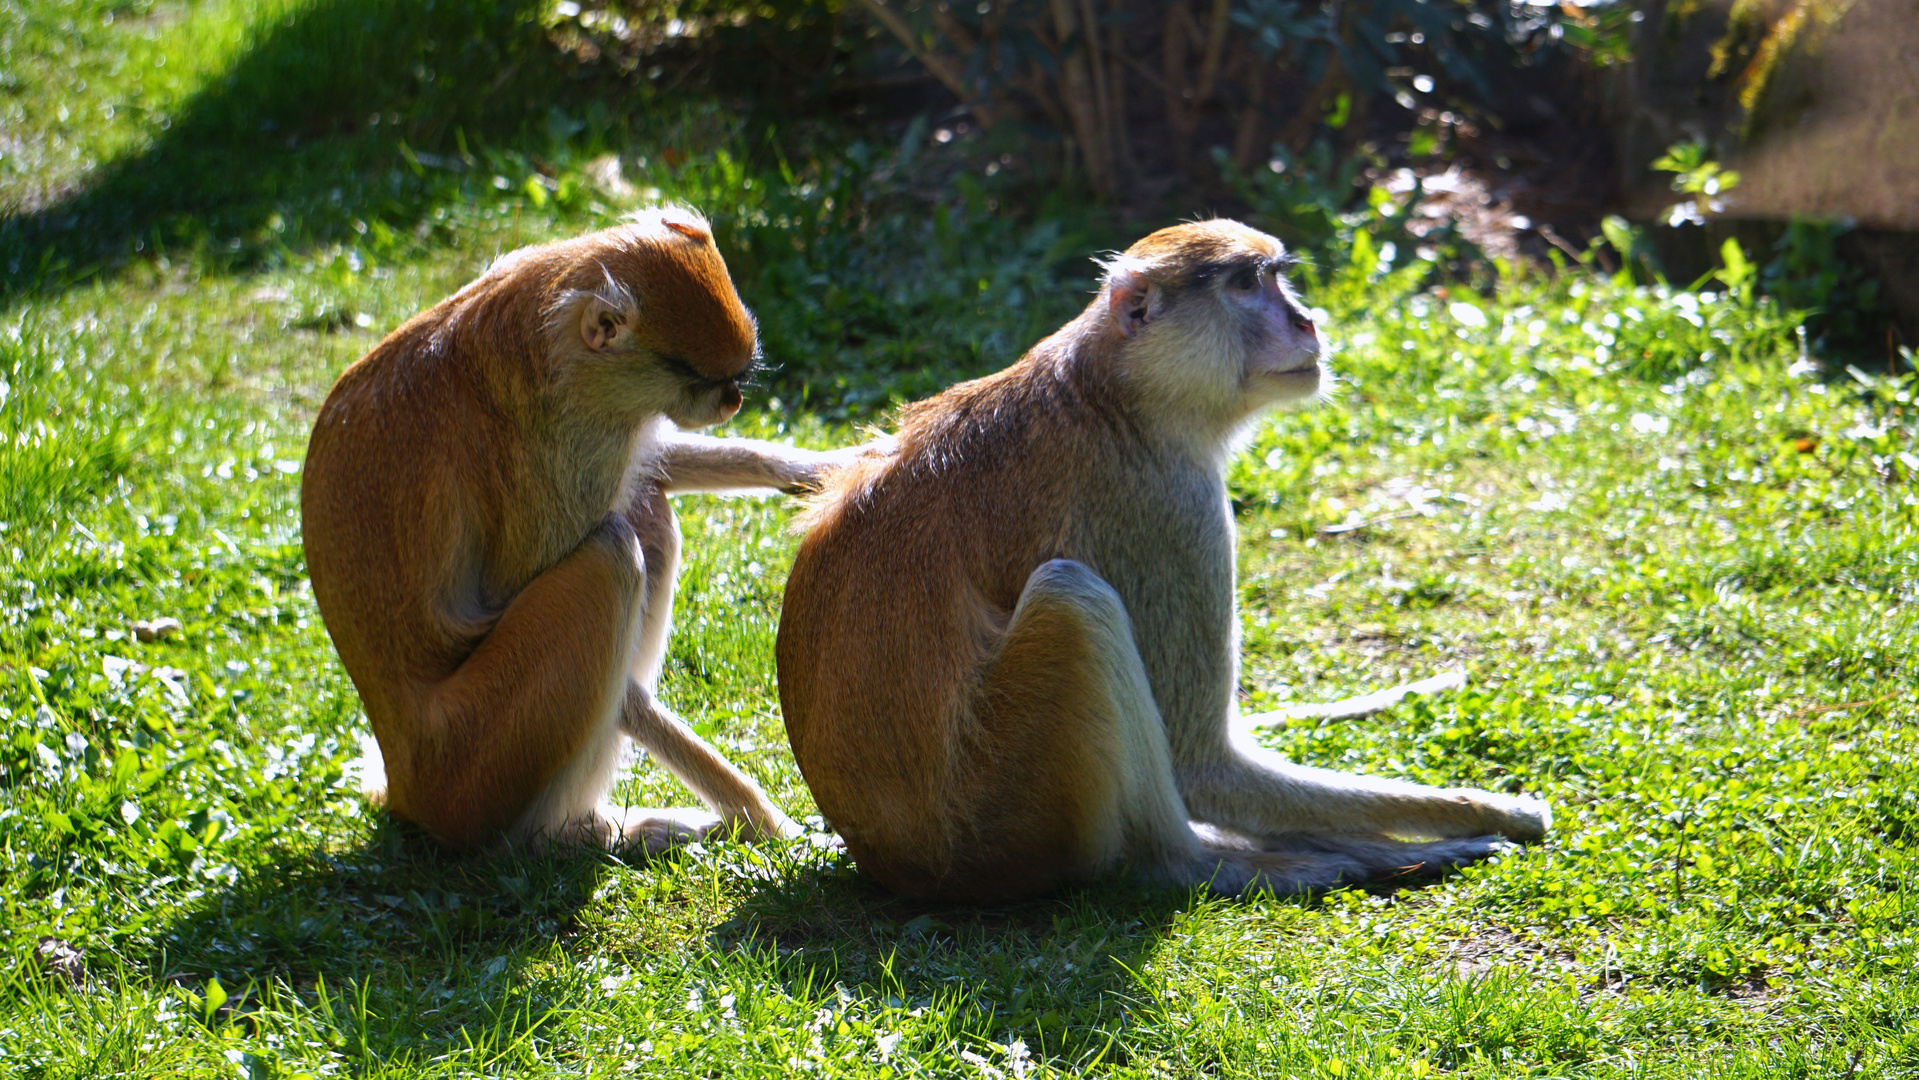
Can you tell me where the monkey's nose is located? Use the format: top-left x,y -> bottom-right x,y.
1294,316 -> 1316,339
718,380 -> 743,413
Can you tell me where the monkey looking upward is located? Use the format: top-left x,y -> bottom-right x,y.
778,219 -> 1549,903
304,208 -> 853,853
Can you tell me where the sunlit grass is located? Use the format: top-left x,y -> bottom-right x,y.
3,1 -> 1916,1077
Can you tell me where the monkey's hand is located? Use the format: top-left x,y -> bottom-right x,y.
777,433 -> 897,495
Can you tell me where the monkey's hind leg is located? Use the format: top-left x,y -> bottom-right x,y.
414,517 -> 652,849
936,559 -> 1200,900
967,561 -> 1496,900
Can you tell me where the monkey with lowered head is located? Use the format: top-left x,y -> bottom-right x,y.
777,219 -> 1550,902
304,208 -> 851,852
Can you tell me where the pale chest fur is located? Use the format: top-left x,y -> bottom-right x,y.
466,417 -> 664,618
1072,451 -> 1240,740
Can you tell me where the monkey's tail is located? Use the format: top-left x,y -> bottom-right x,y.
1190,826 -> 1512,897
354,733 -> 389,808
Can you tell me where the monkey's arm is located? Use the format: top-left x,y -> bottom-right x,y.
619,682 -> 801,839
413,518 -> 646,845
657,432 -> 891,495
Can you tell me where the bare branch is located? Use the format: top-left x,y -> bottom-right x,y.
852,0 -> 995,127
1196,0 -> 1231,101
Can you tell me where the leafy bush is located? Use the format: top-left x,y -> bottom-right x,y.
850,0 -> 1591,200
1639,142 -> 1887,362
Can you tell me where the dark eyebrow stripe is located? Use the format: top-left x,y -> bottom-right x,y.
657,353 -> 729,388
656,351 -> 763,389
1190,256 -> 1253,282
1191,251 -> 1300,284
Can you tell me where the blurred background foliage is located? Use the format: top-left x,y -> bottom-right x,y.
2,0 -> 1910,393
846,0 -> 1595,200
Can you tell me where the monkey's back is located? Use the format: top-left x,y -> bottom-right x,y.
299,268 -> 556,823
302,317 -> 480,805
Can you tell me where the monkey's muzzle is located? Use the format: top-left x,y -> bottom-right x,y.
671,375 -> 743,428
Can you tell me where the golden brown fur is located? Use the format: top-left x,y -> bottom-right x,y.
779,220 -> 1549,902
305,209 -> 850,851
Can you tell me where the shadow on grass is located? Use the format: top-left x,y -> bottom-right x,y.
143,817 -> 635,1066
0,0 -> 647,306
707,850 -> 1478,1068
711,858 -> 1196,1068
143,817 -> 1484,1070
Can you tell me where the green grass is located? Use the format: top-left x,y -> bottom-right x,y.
3,1 -> 1917,1077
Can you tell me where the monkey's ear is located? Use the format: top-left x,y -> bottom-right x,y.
660,207 -> 712,242
579,295 -> 631,353
1107,269 -> 1164,338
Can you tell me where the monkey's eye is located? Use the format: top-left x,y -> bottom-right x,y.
1228,267 -> 1260,292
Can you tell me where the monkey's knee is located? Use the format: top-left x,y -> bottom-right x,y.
1003,560 -> 1144,675
1015,559 -> 1127,621
583,514 -> 649,592
988,560 -> 1138,719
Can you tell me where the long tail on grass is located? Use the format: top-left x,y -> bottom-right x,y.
1238,670 -> 1469,730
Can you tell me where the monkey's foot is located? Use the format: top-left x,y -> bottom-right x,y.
746,809 -> 807,842
608,806 -> 727,855
1197,831 -> 1516,897
1456,790 -> 1552,844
